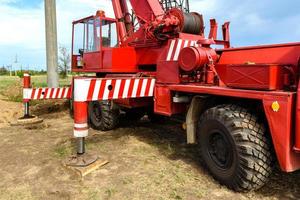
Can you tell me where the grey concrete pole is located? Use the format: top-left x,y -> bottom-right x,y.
44,0 -> 59,88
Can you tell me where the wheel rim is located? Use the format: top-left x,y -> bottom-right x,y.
208,130 -> 234,170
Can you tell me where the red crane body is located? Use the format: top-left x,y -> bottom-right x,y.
67,0 -> 300,191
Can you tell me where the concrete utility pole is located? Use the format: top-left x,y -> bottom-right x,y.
44,0 -> 59,87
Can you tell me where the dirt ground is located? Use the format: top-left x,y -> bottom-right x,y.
0,97 -> 300,200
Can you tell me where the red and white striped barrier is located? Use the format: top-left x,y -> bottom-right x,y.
72,77 -> 155,138
21,75 -> 156,140
74,78 -> 156,102
166,39 -> 199,61
23,87 -> 71,101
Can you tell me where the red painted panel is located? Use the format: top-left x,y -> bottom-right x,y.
226,64 -> 283,90
218,43 -> 300,66
154,85 -> 188,116
71,55 -> 79,69
263,94 -> 300,172
136,48 -> 164,65
76,47 -> 138,73
111,48 -> 137,71
154,86 -> 172,116
83,52 -> 101,70
157,61 -> 180,84
294,81 -> 300,151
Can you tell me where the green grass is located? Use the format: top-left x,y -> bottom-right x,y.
105,187 -> 117,198
0,75 -> 72,102
0,76 -> 19,93
53,144 -> 72,158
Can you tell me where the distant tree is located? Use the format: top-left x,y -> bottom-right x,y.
0,66 -> 8,76
58,46 -> 71,78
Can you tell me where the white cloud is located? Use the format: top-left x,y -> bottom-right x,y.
56,0 -> 114,47
0,0 -> 17,3
0,0 -> 114,67
0,0 -> 299,68
0,3 -> 44,49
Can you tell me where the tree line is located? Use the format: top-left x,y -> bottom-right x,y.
0,46 -> 71,77
0,67 -> 47,76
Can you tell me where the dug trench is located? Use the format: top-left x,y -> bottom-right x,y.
0,98 -> 300,200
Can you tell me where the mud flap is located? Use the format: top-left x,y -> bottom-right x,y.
186,96 -> 209,144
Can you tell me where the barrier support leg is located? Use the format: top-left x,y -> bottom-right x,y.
22,73 -> 33,119
24,102 -> 30,118
14,73 -> 43,125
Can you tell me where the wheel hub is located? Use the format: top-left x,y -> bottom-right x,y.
208,131 -> 233,169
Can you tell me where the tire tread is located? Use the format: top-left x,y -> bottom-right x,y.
198,104 -> 273,192
89,101 -> 119,131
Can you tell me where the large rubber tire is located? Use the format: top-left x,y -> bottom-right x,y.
88,101 -> 119,131
197,104 -> 273,192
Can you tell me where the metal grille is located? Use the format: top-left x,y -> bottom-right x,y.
159,0 -> 190,13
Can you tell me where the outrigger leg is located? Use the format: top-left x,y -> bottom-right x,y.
64,100 -> 108,177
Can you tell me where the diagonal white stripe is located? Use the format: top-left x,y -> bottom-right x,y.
166,40 -> 176,61
58,88 -> 63,98
140,79 -> 148,97
131,79 -> 140,98
103,80 -> 112,100
189,41 -> 193,47
173,39 -> 183,61
46,88 -> 51,99
148,79 -> 156,96
92,80 -> 102,101
52,88 -> 58,99
33,89 -> 39,100
40,88 -> 46,99
183,40 -> 189,48
63,88 -> 69,98
113,79 -> 121,99
122,79 -> 131,98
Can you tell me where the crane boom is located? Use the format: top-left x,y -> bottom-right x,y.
112,0 -> 204,45
112,0 -> 165,43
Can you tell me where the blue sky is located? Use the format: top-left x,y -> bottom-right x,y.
6,0 -> 42,8
0,0 -> 299,70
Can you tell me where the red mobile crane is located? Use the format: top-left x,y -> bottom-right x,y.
71,0 -> 300,192
22,0 -> 300,192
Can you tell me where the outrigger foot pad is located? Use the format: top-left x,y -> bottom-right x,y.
11,115 -> 43,126
65,153 -> 98,167
64,153 -> 109,177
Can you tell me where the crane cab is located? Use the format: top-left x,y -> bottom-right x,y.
71,12 -> 137,73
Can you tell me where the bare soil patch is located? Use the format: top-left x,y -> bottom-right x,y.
0,99 -> 300,200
